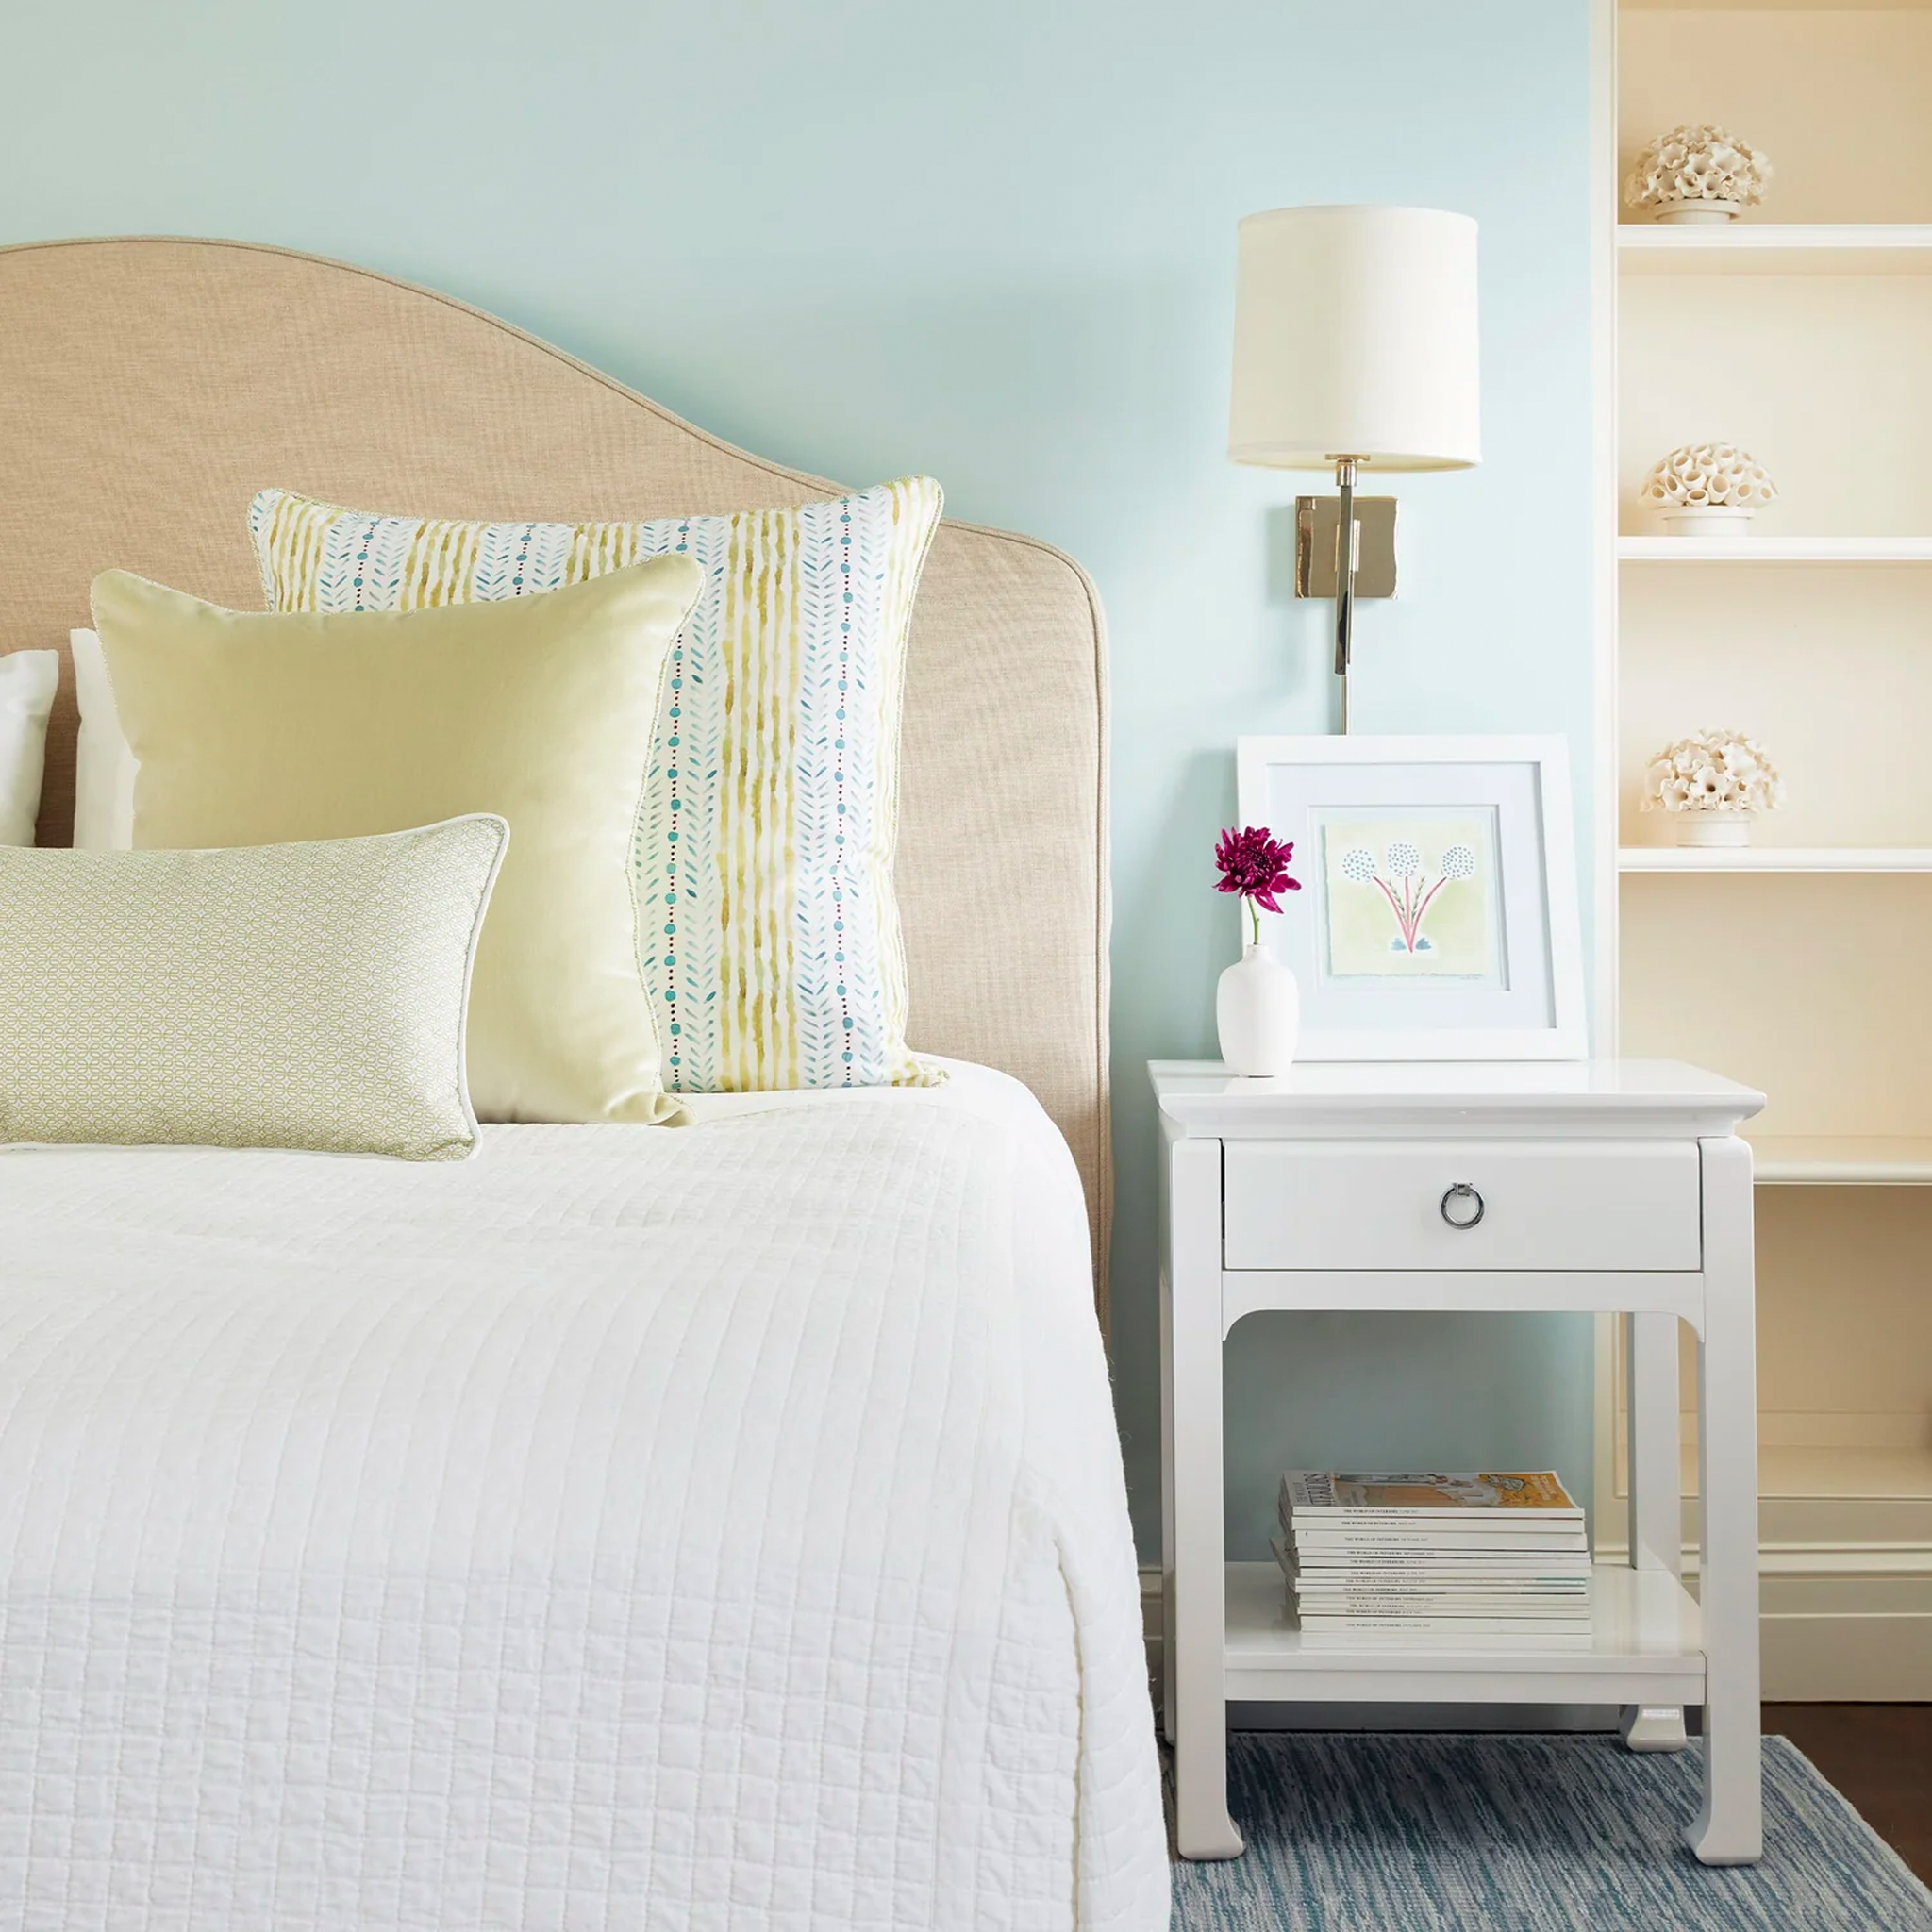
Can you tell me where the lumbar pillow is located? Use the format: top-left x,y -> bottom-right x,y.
0,816 -> 506,1159
92,555 -> 703,1124
0,650 -> 58,846
69,628 -> 137,850
250,478 -> 944,1095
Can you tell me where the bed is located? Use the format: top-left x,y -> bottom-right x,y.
0,240 -> 1164,1929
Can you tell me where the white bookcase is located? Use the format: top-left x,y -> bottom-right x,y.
1596,0 -> 1932,1697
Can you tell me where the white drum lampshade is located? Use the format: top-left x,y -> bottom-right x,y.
1229,204 -> 1481,471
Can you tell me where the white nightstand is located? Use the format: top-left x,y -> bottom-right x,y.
1152,1058 -> 1767,1866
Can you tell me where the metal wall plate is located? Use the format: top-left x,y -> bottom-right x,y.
1294,494 -> 1398,599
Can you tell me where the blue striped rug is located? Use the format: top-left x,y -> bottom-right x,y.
1171,1734 -> 1932,1929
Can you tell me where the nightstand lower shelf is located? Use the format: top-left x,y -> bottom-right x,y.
1224,1561 -> 1705,1705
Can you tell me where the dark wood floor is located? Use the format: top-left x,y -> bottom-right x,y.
1767,1704 -> 1932,1884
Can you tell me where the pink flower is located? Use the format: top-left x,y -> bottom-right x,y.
1214,825 -> 1301,914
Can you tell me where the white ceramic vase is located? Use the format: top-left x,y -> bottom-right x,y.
1675,813 -> 1752,848
1217,942 -> 1300,1076
1652,199 -> 1742,225
1660,504 -> 1754,539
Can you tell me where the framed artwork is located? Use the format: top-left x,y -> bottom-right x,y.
1235,735 -> 1586,1060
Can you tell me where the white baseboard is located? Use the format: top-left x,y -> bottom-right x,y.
1760,1613 -> 1932,1700
1596,1538 -> 1932,1700
1142,1545 -> 1932,1705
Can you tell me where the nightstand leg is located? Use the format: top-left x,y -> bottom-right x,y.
1625,1310 -> 1683,1579
1620,1704 -> 1690,1753
1622,1309 -> 1687,1751
1689,1134 -> 1762,1865
1158,1273 -> 1177,1747
1163,1134 -> 1242,1860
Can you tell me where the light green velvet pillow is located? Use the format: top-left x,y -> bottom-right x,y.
92,554 -> 703,1125
0,817 -> 507,1159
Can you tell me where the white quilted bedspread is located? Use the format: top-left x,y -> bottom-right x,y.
0,1063 -> 1166,1930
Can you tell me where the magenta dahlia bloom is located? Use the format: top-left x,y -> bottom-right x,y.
1214,825 -> 1300,941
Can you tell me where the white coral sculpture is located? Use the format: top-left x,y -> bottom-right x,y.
1642,730 -> 1784,817
1624,125 -> 1772,216
1641,443 -> 1778,511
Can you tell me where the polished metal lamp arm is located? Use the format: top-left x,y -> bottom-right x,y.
1332,456 -> 1360,732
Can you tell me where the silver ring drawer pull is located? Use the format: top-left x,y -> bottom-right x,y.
1440,1183 -> 1485,1230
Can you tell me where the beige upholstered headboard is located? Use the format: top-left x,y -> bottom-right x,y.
0,237 -> 1111,1297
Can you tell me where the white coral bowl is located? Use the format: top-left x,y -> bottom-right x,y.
1650,200 -> 1743,225
1661,505 -> 1755,539
1674,814 -> 1752,848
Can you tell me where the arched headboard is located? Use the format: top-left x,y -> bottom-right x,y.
0,238 -> 1111,1297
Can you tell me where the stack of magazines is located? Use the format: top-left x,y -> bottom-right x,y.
1274,1471 -> 1591,1647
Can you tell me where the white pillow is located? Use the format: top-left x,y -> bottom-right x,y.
70,628 -> 137,850
0,650 -> 59,846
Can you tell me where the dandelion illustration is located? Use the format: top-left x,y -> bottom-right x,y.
1341,840 -> 1475,955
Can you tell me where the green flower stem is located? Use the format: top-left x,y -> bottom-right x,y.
1247,897 -> 1260,947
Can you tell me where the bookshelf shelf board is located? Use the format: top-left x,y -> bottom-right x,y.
1759,1443 -> 1932,1501
1675,1443 -> 1932,1505
1617,225 -> 1932,275
1618,847 -> 1932,874
1623,2 -> 1932,12
1746,1136 -> 1932,1185
1617,537 -> 1932,563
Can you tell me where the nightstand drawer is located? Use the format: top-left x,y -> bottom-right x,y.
1222,1141 -> 1702,1272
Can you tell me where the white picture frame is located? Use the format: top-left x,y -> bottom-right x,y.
1235,734 -> 1587,1060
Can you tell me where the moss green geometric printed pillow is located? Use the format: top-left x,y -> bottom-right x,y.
0,817 -> 508,1160
250,478 -> 945,1096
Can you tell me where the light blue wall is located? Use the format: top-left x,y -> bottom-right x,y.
2,0 -> 1598,1557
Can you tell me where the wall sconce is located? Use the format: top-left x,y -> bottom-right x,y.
1228,204 -> 1481,731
